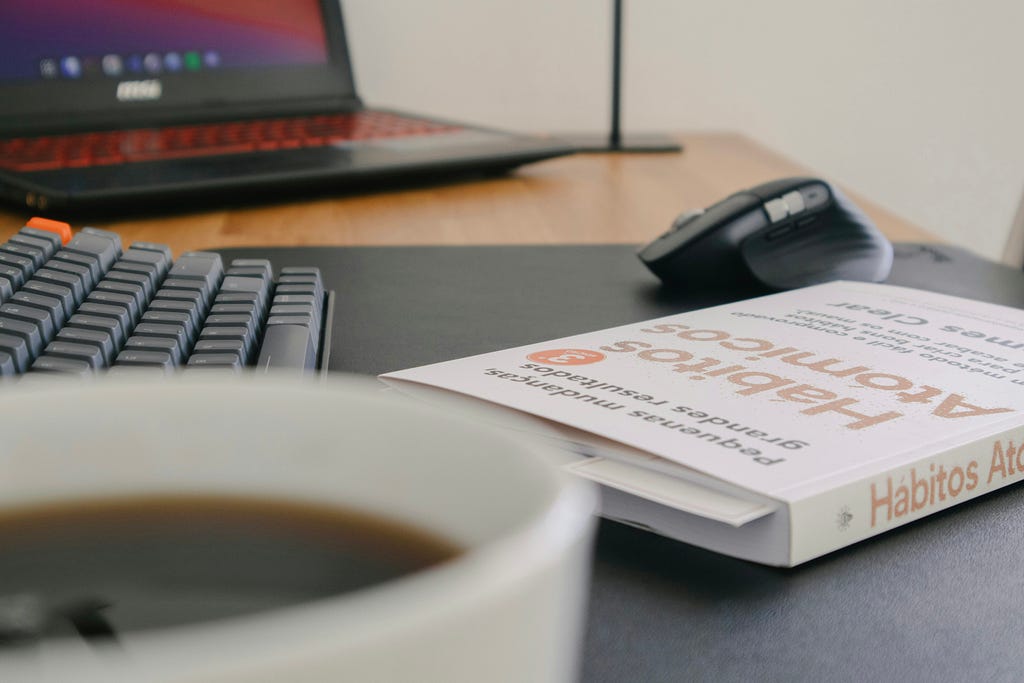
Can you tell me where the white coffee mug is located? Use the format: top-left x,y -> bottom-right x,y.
0,376 -> 597,682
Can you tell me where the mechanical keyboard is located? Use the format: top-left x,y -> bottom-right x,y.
0,217 -> 332,379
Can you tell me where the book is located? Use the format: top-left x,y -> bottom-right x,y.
381,281 -> 1024,566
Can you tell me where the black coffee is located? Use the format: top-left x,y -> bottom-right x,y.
0,496 -> 460,643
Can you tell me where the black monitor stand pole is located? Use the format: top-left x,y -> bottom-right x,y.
567,0 -> 682,153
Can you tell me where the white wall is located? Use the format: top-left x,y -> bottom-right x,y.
343,0 -> 1024,261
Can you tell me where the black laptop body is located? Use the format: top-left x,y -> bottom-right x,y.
0,0 -> 571,214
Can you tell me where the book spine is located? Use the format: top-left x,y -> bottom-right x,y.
787,423 -> 1024,565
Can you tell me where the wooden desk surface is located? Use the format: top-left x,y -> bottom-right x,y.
0,132 -> 933,253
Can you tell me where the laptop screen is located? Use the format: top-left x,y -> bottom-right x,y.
0,0 -> 357,135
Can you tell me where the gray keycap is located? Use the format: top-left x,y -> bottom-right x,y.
64,234 -> 118,273
66,314 -> 125,348
219,276 -> 269,310
202,314 -> 257,340
113,350 -> 175,371
280,266 -> 323,281
278,274 -> 322,290
0,303 -> 54,344
0,264 -> 24,290
211,303 -> 258,318
104,269 -> 152,301
18,227 -> 62,254
0,316 -> 43,358
146,299 -> 201,331
0,333 -> 29,373
86,290 -> 138,326
278,271 -> 323,300
45,259 -> 93,291
32,268 -> 86,307
51,250 -> 101,284
154,289 -> 206,316
198,326 -> 253,357
0,242 -> 45,270
268,304 -> 318,327
229,258 -> 273,280
187,354 -> 242,370
267,314 -> 318,346
23,280 -> 74,318
12,291 -> 65,330
75,303 -> 131,344
266,315 -> 318,355
141,310 -> 194,343
0,275 -> 14,304
41,341 -> 104,370
225,266 -> 272,285
214,292 -> 261,310
122,338 -> 181,365
131,323 -> 188,360
106,365 -> 172,378
273,284 -> 319,300
55,327 -> 116,366
0,351 -> 13,377
111,260 -> 161,292
121,247 -> 171,281
95,280 -> 146,312
168,252 -> 224,298
255,324 -> 316,373
160,279 -> 212,312
82,227 -> 123,256
266,315 -> 314,329
191,339 -> 245,363
9,234 -> 56,262
271,294 -> 316,307
30,356 -> 92,376
0,252 -> 34,279
160,277 -> 207,298
128,241 -> 172,262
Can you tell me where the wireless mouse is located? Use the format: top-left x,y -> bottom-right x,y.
637,177 -> 894,290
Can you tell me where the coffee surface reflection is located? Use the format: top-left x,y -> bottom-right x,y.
0,496 -> 461,644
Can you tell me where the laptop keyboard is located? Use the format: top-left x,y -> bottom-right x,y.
0,217 -> 331,379
0,111 -> 462,172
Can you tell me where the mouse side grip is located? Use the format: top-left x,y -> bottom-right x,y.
638,193 -> 768,285
740,185 -> 893,289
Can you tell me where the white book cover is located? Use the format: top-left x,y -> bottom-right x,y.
381,282 -> 1024,566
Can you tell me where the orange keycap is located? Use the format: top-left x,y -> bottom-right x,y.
26,216 -> 72,245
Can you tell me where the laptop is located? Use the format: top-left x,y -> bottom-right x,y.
0,0 -> 573,214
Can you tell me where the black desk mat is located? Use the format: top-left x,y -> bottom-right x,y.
217,242 -> 1024,682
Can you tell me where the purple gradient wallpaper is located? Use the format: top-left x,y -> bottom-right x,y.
1,0 -> 330,81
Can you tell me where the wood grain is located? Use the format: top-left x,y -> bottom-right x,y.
0,132 -> 934,255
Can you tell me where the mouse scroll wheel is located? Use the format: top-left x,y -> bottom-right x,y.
763,191 -> 807,223
669,210 -> 704,232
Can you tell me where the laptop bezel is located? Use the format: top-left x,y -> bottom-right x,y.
0,0 -> 361,137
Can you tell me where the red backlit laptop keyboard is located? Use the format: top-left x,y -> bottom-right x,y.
0,112 -> 461,172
